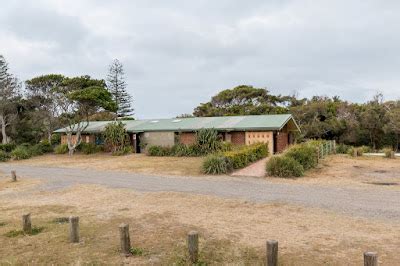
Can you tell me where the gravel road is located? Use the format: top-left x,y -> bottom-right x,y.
1,164 -> 399,221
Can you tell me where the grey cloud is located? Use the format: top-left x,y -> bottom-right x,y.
1,0 -> 400,118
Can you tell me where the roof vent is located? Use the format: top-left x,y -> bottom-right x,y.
172,119 -> 182,123
150,120 -> 159,123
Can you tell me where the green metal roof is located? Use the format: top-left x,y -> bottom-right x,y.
54,114 -> 300,133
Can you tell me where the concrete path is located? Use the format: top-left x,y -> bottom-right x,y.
231,158 -> 268,178
1,164 -> 399,221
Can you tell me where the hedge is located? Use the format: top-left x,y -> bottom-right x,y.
223,143 -> 268,169
266,140 -> 334,178
202,143 -> 269,174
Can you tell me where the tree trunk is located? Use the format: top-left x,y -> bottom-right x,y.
48,129 -> 52,144
0,115 -> 8,144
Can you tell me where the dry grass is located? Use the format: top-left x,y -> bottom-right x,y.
1,182 -> 399,265
268,154 -> 400,190
9,153 -> 204,176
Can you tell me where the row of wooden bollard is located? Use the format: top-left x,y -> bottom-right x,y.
19,214 -> 379,265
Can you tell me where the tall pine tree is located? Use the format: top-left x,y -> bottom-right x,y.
106,59 -> 134,117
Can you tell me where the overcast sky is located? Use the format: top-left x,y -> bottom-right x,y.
1,0 -> 400,118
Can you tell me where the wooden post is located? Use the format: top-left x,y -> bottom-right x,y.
353,148 -> 358,157
364,252 -> 378,266
316,147 -> 320,164
266,240 -> 278,266
390,151 -> 395,159
22,213 -> 32,233
333,140 -> 336,154
69,216 -> 79,243
188,231 -> 199,263
11,170 -> 17,182
119,223 -> 131,256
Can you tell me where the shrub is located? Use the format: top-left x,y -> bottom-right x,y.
29,145 -> 44,156
336,143 -> 350,154
0,143 -> 16,153
112,146 -> 133,156
266,156 -> 304,178
195,128 -> 222,154
147,145 -> 173,156
51,134 -> 61,145
11,146 -> 32,160
348,147 -> 363,157
359,145 -> 371,153
223,143 -> 268,169
285,144 -> 318,170
171,143 -> 190,157
0,150 -> 11,162
202,154 -> 232,174
36,140 -> 53,153
103,121 -> 129,153
54,144 -> 69,154
383,148 -> 395,159
78,143 -> 100,154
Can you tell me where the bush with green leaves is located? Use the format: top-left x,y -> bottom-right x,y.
29,145 -> 44,156
51,134 -> 61,145
284,144 -> 318,170
54,144 -> 69,154
36,140 -> 53,153
0,150 -> 11,162
336,143 -> 350,154
112,146 -> 133,156
202,154 -> 233,174
223,143 -> 268,169
195,128 -> 222,154
266,156 -> 304,177
147,145 -> 172,156
11,146 -> 32,160
103,121 -> 129,153
202,143 -> 268,174
78,142 -> 101,154
0,143 -> 16,153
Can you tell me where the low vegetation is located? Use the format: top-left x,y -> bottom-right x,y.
266,156 -> 304,177
54,144 -> 69,154
148,129 -> 232,157
202,143 -> 268,174
266,140 -> 334,178
4,226 -> 44,238
0,140 -> 54,162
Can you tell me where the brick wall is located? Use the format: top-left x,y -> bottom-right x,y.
231,131 -> 245,145
61,134 -> 95,145
276,132 -> 289,153
179,132 -> 196,145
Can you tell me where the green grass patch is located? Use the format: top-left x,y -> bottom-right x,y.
51,217 -> 70,224
129,247 -> 146,256
5,226 -> 45,238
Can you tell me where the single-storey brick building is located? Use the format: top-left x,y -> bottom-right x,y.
55,114 -> 300,154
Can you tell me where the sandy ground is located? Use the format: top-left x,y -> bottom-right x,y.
1,179 -> 399,265
268,155 -> 400,189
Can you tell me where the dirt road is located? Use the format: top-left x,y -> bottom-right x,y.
1,164 -> 399,221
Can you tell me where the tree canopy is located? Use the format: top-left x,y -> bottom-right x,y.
193,85 -> 290,116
